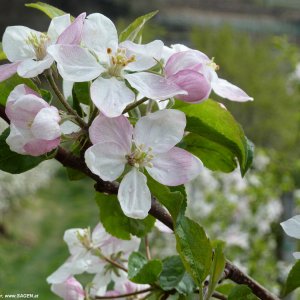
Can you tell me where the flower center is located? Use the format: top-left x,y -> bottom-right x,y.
26,32 -> 50,60
207,57 -> 220,71
126,144 -> 154,169
76,228 -> 93,250
106,47 -> 136,77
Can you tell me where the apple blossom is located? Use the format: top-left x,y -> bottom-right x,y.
51,277 -> 85,300
85,109 -> 203,219
47,13 -> 187,117
5,84 -> 61,156
47,223 -> 140,284
0,12 -> 85,80
280,215 -> 300,259
163,44 -> 253,103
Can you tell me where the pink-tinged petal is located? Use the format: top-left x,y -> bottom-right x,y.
121,40 -> 164,72
89,114 -> 132,152
281,215 -> 300,239
2,26 -> 37,61
134,109 -> 186,153
17,56 -> 53,78
82,13 -> 118,54
31,107 -> 61,140
125,72 -> 187,101
212,78 -> 253,102
6,124 -> 29,155
23,137 -> 60,156
147,147 -> 203,186
47,14 -> 71,42
90,77 -> 135,118
63,228 -> 86,256
6,94 -> 48,128
0,62 -> 19,82
118,168 -> 151,219
57,13 -> 86,45
165,50 -> 209,77
85,142 -> 127,181
169,69 -> 211,103
47,44 -> 103,82
51,277 -> 85,300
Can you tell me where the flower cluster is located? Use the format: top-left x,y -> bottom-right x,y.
0,9 -> 254,298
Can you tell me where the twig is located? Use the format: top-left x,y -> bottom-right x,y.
212,291 -> 227,300
46,71 -> 87,129
94,287 -> 154,299
122,97 -> 148,114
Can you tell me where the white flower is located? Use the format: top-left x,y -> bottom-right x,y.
0,13 -> 85,80
281,215 -> 300,259
47,223 -> 140,284
85,109 -> 203,219
47,13 -> 186,117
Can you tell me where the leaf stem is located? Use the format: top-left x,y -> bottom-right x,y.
122,97 -> 148,114
46,71 -> 87,129
145,236 -> 151,260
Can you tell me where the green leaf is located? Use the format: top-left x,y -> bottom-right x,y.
0,75 -> 38,106
119,11 -> 158,42
25,2 -> 71,19
205,242 -> 226,300
159,256 -> 196,295
147,175 -> 186,222
40,89 -> 53,103
95,192 -> 155,240
175,99 -> 252,176
228,285 -> 259,300
283,260 -> 300,296
72,82 -> 90,105
175,216 -> 212,286
0,128 -> 46,174
66,167 -> 86,181
128,252 -> 162,284
181,133 -> 237,173
0,43 -> 7,61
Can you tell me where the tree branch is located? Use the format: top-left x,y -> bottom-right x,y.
0,106 -> 280,300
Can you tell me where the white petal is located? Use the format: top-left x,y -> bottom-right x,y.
62,80 -> 74,99
125,72 -> 187,101
47,14 -> 71,42
31,107 -> 61,140
121,40 -> 164,72
84,142 -> 127,181
212,78 -> 253,102
90,272 -> 112,297
89,114 -> 132,152
134,109 -> 186,153
6,124 -> 30,154
82,13 -> 118,53
118,168 -> 151,219
64,228 -> 86,256
47,261 -> 74,284
90,77 -> 135,117
2,26 -> 38,61
17,56 -> 53,78
47,44 -> 103,82
147,147 -> 203,186
281,215 -> 300,239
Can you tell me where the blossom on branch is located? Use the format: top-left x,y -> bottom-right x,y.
0,13 -> 86,80
51,277 -> 85,300
5,84 -> 61,156
163,44 -> 253,103
85,109 -> 203,219
47,13 -> 187,117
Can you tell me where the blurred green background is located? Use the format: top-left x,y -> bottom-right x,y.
1,0 -> 300,299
